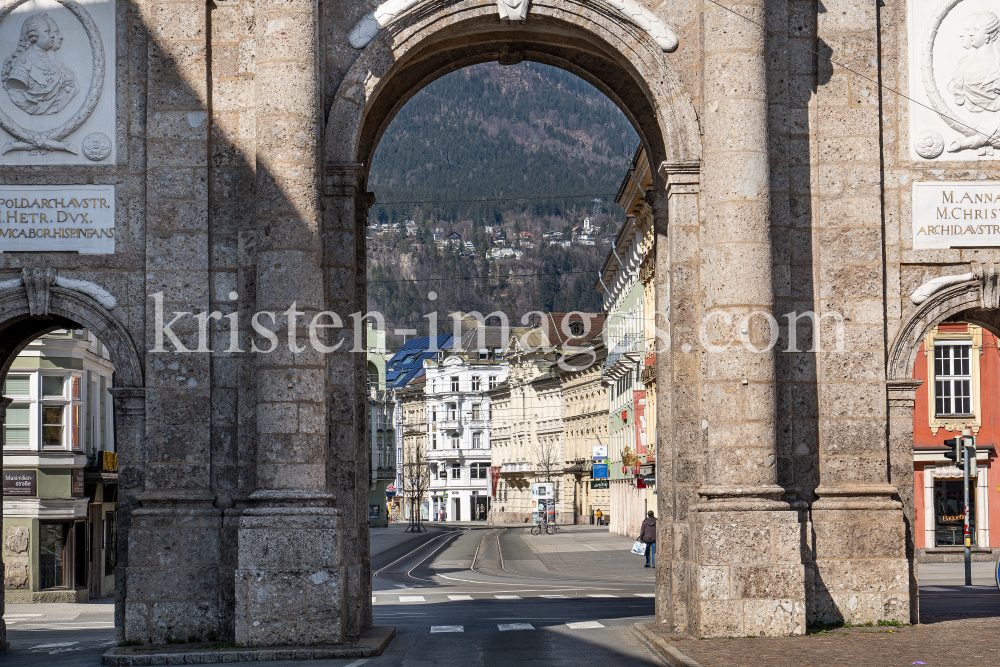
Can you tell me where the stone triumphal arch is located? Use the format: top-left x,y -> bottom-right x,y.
0,0 -> 996,647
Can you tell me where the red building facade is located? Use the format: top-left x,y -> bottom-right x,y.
912,322 -> 1000,557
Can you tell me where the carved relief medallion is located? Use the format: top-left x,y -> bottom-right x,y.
0,0 -> 115,165
908,0 -> 1000,160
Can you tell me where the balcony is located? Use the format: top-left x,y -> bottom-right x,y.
500,461 -> 534,475
602,333 -> 643,383
438,419 -> 462,431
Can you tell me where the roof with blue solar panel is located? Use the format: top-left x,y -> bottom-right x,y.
385,333 -> 453,389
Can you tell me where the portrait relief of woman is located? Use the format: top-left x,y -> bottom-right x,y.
1,12 -> 79,116
946,9 -> 1000,113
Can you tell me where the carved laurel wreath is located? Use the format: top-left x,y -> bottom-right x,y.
920,0 -> 1000,149
0,0 -> 105,151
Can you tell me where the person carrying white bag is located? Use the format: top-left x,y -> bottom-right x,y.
633,511 -> 656,567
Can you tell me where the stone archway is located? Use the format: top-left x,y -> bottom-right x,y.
0,269 -> 144,647
886,264 -> 1000,623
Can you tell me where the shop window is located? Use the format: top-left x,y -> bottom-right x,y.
933,479 -> 977,546
74,521 -> 86,590
39,523 -> 69,589
104,512 -> 117,576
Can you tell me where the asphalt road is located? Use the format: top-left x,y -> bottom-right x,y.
2,524 -> 997,667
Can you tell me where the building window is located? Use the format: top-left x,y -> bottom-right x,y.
472,462 -> 488,479
472,404 -> 481,420
451,463 -> 462,479
104,512 -> 117,576
39,523 -> 69,589
933,478 -> 976,546
935,344 -> 972,416
431,407 -> 437,422
472,432 -> 482,449
4,404 -> 30,449
489,375 -> 497,389
451,435 -> 460,449
472,375 -> 481,391
447,403 -> 457,420
42,405 -> 64,449
431,434 -> 437,450
451,376 -> 459,392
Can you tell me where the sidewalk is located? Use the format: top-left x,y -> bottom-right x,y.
636,615 -> 1000,667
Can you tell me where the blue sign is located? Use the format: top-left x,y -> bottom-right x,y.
593,463 -> 609,479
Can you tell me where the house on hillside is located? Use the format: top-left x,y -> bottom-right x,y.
576,234 -> 596,246
448,231 -> 462,249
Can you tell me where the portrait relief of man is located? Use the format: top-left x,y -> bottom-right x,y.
1,12 -> 79,116
946,9 -> 1000,113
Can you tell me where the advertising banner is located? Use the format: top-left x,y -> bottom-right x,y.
592,463 -> 609,479
490,466 -> 501,497
634,390 -> 647,455
590,479 -> 609,489
592,445 -> 608,460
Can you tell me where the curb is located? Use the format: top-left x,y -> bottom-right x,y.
633,623 -> 703,667
102,626 -> 396,666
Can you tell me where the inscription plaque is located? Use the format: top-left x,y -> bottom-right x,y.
913,181 -> 1000,248
0,183 -> 114,253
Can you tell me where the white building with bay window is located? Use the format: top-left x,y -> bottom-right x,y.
424,326 -> 508,522
2,329 -> 117,602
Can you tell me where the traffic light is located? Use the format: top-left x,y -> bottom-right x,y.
943,437 -> 963,464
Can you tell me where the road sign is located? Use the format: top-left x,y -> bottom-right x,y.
590,479 -> 609,489
443,492 -> 449,499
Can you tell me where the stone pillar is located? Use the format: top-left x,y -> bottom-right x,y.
887,379 -> 922,624
234,0 -> 342,646
136,0 -> 220,642
323,163 -> 375,639
654,163 -> 700,635
808,0 -> 909,626
694,0 -> 806,637
0,396 -> 12,651
108,388 -> 145,643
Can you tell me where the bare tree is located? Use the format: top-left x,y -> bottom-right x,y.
533,438 -> 562,522
403,442 -> 431,533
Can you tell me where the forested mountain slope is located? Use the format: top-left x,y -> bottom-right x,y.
366,62 -> 639,348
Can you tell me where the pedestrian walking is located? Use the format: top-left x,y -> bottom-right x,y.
639,510 -> 656,568
595,509 -> 603,525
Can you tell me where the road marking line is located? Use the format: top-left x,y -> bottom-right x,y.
587,594 -> 617,598
495,595 -> 521,599
540,595 -> 569,598
566,621 -> 605,629
448,595 -> 474,601
372,596 -> 377,603
399,596 -> 425,602
634,593 -> 655,598
431,625 -> 464,633
498,623 -> 535,631
29,643 -> 78,649
919,587 -> 953,592
343,660 -> 369,667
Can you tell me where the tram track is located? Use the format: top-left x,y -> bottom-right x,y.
373,526 -> 467,587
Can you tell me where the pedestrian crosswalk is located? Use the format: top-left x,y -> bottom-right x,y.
378,591 -> 650,604
423,621 -> 611,634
